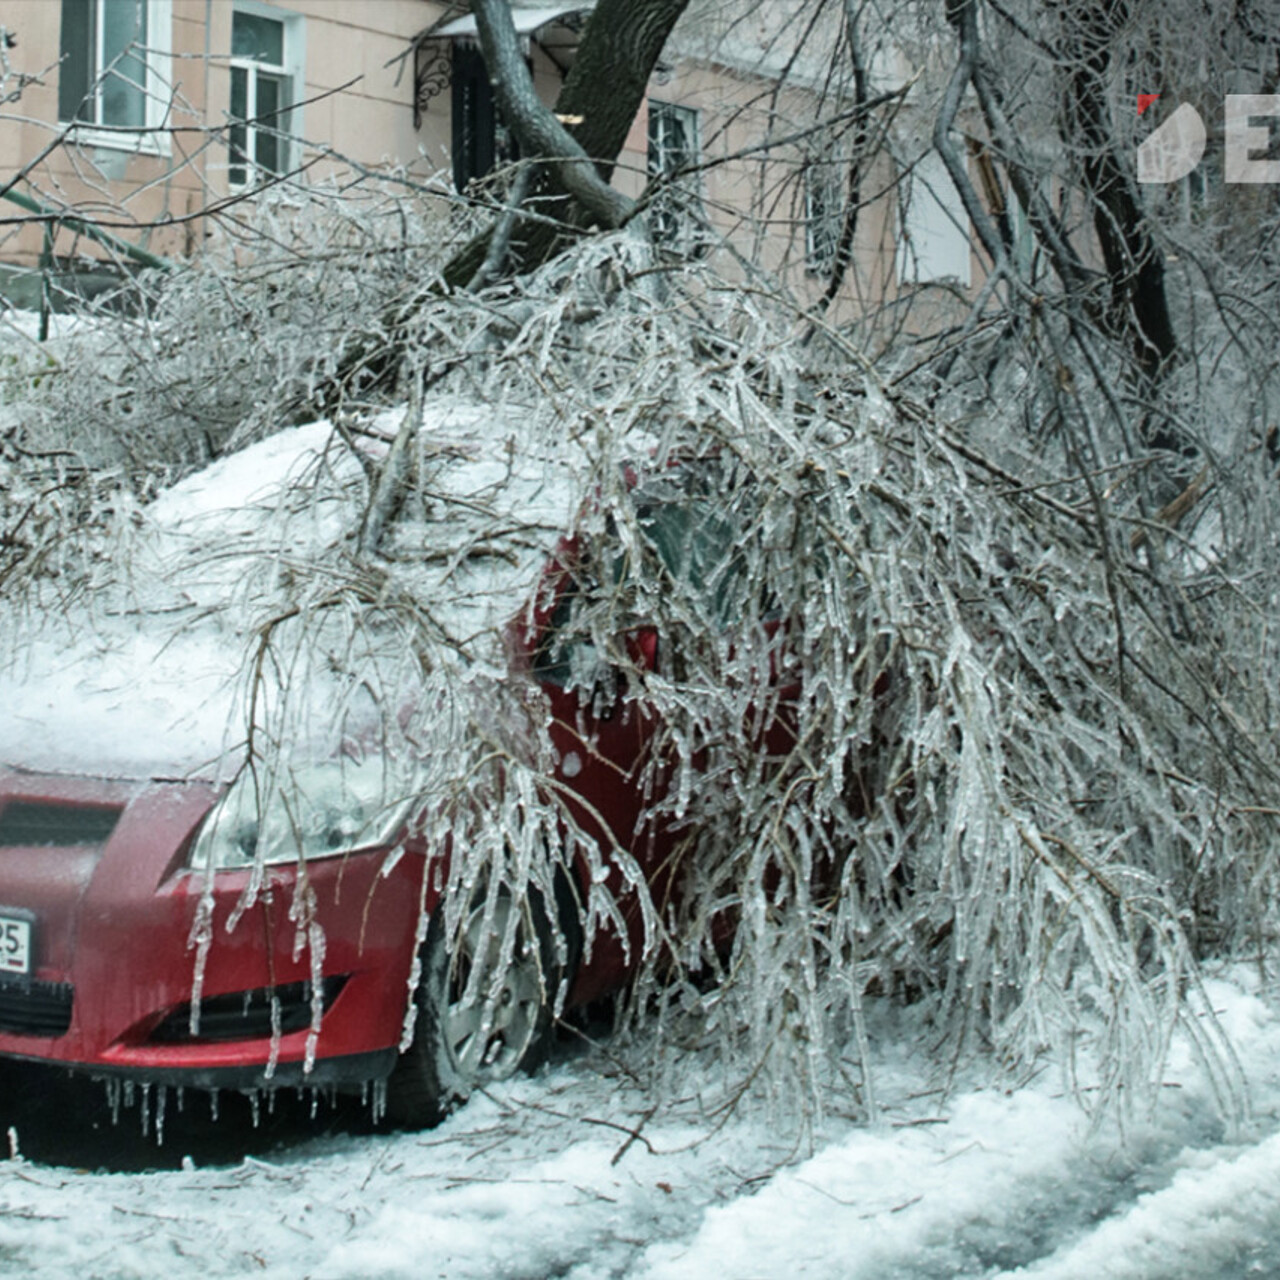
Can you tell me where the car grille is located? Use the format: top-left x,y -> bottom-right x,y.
0,803 -> 121,847
0,979 -> 74,1037
149,977 -> 348,1044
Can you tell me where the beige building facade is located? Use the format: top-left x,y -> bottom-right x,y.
2,0 -> 451,267
0,1 -> 972,325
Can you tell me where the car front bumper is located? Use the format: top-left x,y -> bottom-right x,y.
0,772 -> 430,1090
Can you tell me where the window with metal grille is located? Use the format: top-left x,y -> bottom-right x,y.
805,155 -> 845,274
647,100 -> 706,250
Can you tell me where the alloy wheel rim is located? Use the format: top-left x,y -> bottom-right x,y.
441,897 -> 544,1081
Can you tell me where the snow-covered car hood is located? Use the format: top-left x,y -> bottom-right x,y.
0,403 -> 584,781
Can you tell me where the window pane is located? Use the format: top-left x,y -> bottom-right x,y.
229,65 -> 248,184
100,0 -> 148,128
58,0 -> 95,123
806,159 -> 842,272
255,72 -> 282,173
897,151 -> 972,287
230,63 -> 248,121
649,102 -> 695,176
232,11 -> 284,65
647,102 -> 703,248
639,496 -> 741,622
228,128 -> 248,184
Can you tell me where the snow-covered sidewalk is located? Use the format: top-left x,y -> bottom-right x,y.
2,968 -> 1279,1279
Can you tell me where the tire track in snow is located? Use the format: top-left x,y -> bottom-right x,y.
995,1129 -> 1280,1280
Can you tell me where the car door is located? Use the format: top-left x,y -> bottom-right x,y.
521,471 -> 761,1000
526,542 -> 667,999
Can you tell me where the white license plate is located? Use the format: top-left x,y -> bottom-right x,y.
0,916 -> 31,976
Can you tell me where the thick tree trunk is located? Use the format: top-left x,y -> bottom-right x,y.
1049,0 -> 1187,465
1063,3 -> 1176,372
444,0 -> 690,286
321,0 -> 689,407
472,0 -> 635,232
1058,0 -> 1188,458
554,0 -> 690,183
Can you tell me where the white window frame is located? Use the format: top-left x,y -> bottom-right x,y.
58,0 -> 173,156
896,150 -> 973,288
227,1 -> 305,189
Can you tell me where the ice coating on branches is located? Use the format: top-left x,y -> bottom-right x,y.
1,210 -> 1275,1127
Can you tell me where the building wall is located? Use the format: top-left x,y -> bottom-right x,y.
0,0 -> 445,270
614,57 -> 909,328
1,1 -> 978,332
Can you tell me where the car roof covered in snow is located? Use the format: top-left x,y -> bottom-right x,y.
0,400 -> 586,781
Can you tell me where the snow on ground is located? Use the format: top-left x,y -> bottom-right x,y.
2,967 -> 1280,1279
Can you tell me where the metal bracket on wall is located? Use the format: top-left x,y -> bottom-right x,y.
414,40 -> 452,130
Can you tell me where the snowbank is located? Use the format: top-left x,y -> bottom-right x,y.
0,403 -> 582,781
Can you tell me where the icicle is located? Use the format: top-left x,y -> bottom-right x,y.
400,949 -> 422,1051
209,1089 -> 220,1123
304,923 -> 326,1076
249,1090 -> 260,1129
380,843 -> 405,879
155,1086 -> 167,1147
265,990 -> 281,1082
139,1083 -> 151,1138
105,1078 -> 122,1126
186,884 -> 216,1038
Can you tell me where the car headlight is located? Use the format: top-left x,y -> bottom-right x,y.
190,758 -> 415,871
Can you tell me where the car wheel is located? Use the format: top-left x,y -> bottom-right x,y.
384,887 -> 563,1128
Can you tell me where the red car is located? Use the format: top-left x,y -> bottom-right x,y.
0,439 -> 777,1126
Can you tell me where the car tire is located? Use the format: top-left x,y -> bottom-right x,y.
384,885 -> 567,1129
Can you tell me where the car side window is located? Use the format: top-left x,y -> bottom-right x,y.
532,575 -> 594,689
635,492 -> 741,624
532,472 -> 743,691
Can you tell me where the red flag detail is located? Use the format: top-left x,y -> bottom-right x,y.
1137,94 -> 1160,116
